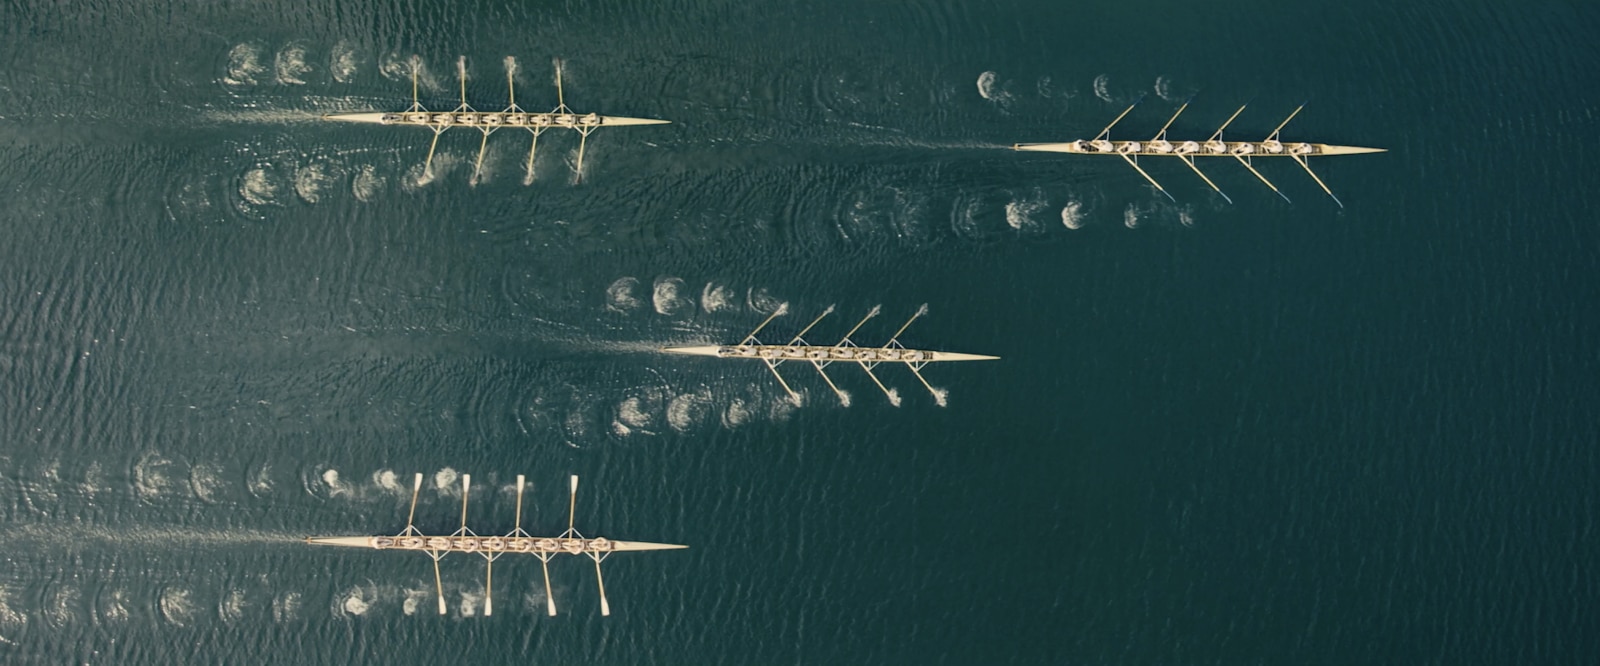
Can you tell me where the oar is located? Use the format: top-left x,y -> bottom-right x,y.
837,305 -> 881,346
1094,94 -> 1145,141
432,556 -> 447,615
1292,155 -> 1344,208
857,362 -> 901,407
788,305 -> 835,345
885,304 -> 928,345
739,303 -> 789,345
541,554 -> 558,616
1152,97 -> 1193,141
484,558 -> 495,616
1119,153 -> 1176,202
809,360 -> 850,406
1266,103 -> 1306,142
1177,155 -> 1233,204
1232,154 -> 1292,204
763,359 -> 802,404
567,475 -> 579,535
593,555 -> 612,616
404,473 -> 423,534
511,475 -> 526,535
904,363 -> 948,407
1208,104 -> 1248,144
458,474 -> 472,534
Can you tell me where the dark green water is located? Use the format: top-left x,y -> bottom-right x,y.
2,0 -> 1597,663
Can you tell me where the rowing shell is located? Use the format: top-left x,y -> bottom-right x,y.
305,535 -> 688,554
1014,140 -> 1383,157
1014,98 -> 1384,207
326,56 -> 670,184
661,345 -> 999,363
322,111 -> 671,128
661,304 -> 997,407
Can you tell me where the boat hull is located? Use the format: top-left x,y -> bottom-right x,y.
1013,140 -> 1385,157
661,345 -> 998,362
321,111 -> 669,128
305,535 -> 688,554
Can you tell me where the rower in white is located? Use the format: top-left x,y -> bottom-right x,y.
306,472 -> 686,617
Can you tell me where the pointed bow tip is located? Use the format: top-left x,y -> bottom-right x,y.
660,345 -> 721,357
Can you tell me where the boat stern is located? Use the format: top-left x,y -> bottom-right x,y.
660,345 -> 724,357
928,351 -> 1001,362
304,536 -> 381,549
1315,144 -> 1387,155
601,116 -> 672,127
1013,142 -> 1086,153
321,112 -> 392,124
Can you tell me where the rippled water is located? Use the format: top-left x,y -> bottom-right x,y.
2,0 -> 1598,663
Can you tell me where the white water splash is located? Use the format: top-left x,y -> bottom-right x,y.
159,587 -> 196,626
771,392 -> 803,419
404,154 -> 459,189
722,398 -> 752,428
667,390 -> 713,432
98,589 -> 130,624
746,287 -> 784,314
456,590 -> 483,617
1154,76 -> 1175,102
701,282 -> 737,313
272,591 -> 302,622
0,587 -> 26,627
339,587 -> 372,617
618,396 -> 653,430
1061,200 -> 1086,230
42,586 -> 78,627
218,589 -> 247,624
1005,194 -> 1047,231
248,463 -> 274,496
1093,74 -> 1113,103
653,277 -> 692,316
275,43 -> 313,85
81,460 -> 106,499
402,588 -> 429,616
134,451 -> 176,500
189,462 -> 228,503
1124,203 -> 1141,229
294,163 -> 335,203
433,468 -> 460,495
321,468 -> 354,497
223,43 -> 268,87
352,164 -> 383,202
606,277 -> 642,312
372,469 -> 403,493
330,40 -> 360,83
240,167 -> 282,206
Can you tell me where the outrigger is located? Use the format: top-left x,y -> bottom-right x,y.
324,57 -> 669,184
662,304 -> 998,407
1013,97 -> 1384,207
306,473 -> 686,617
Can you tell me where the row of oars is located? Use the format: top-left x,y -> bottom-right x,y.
397,472 -> 610,617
